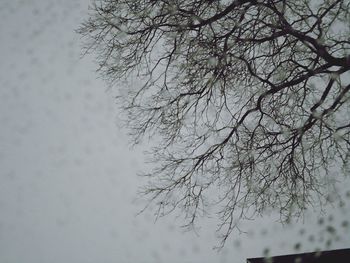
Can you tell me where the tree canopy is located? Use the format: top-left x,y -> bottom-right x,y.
79,0 -> 350,246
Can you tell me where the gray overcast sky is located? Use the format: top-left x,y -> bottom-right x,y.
0,0 -> 349,263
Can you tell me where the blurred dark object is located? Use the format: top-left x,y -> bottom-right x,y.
247,248 -> 350,263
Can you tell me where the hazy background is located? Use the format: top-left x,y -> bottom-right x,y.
0,1 -> 349,262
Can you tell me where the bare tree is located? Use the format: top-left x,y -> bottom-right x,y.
79,0 -> 350,246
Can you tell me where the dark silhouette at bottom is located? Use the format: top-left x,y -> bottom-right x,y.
247,248 -> 350,263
